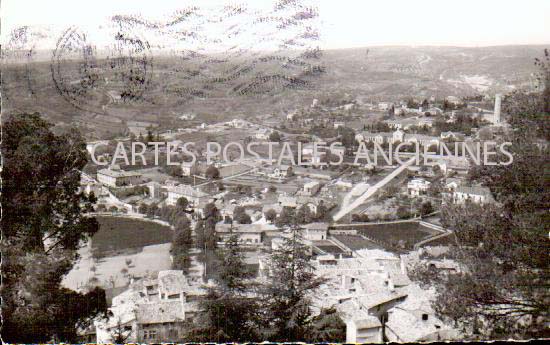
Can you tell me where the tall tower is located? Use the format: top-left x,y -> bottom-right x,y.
493,94 -> 502,124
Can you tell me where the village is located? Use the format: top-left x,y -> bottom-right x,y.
71,92 -> 510,343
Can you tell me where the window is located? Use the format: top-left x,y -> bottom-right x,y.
422,314 -> 429,321
144,330 -> 157,339
168,328 -> 179,338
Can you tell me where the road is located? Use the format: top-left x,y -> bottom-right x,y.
332,156 -> 416,222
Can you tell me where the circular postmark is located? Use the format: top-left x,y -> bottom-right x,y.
2,26 -> 43,99
51,26 -> 153,114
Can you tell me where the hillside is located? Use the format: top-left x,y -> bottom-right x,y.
2,45 -> 545,138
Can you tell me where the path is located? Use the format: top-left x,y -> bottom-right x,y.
332,157 -> 416,221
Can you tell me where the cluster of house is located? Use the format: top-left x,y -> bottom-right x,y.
95,270 -> 204,343
407,177 -> 494,204
273,249 -> 459,342
356,128 -> 445,148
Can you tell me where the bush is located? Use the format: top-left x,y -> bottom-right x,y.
205,165 -> 220,179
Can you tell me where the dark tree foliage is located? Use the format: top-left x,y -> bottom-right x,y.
264,208 -> 278,223
262,229 -> 327,341
269,130 -> 282,142
176,196 -> 189,211
171,215 -> 193,273
234,206 -> 252,224
205,165 -> 220,179
295,204 -> 314,224
189,235 -> 261,342
275,206 -> 296,227
1,113 -> 107,342
195,202 -> 221,250
309,307 -> 346,342
337,126 -> 356,149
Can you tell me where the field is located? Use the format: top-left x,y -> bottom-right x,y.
332,234 -> 381,251
335,221 -> 440,251
91,216 -> 173,257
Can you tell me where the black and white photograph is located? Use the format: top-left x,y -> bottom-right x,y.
1,0 -> 549,343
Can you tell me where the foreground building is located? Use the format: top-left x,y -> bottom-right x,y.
95,270 -> 203,343
312,250 -> 458,343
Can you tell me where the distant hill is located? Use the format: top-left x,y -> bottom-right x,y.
319,45 -> 545,99
2,45 -> 546,138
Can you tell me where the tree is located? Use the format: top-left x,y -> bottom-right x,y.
195,203 -> 220,250
420,201 -> 434,216
190,235 -> 260,342
338,127 -> 356,149
1,113 -> 107,342
396,205 -> 411,219
275,206 -> 296,227
295,204 -> 314,224
269,131 -> 282,142
264,209 -> 278,223
146,128 -> 154,142
421,98 -> 429,109
315,201 -> 331,222
262,229 -> 326,341
176,197 -> 189,211
309,307 -> 346,343
171,216 -> 193,273
205,165 -> 220,179
234,206 -> 252,224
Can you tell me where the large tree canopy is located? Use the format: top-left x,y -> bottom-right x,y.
1,113 -> 107,342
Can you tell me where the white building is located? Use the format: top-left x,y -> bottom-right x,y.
181,161 -> 196,176
378,102 -> 393,111
303,180 -> 321,196
256,128 -> 273,140
407,178 -> 431,197
302,222 -> 329,241
166,184 -> 210,207
216,223 -> 278,245
452,185 -> 494,204
334,121 -> 345,129
346,317 -> 383,343
97,165 -> 142,187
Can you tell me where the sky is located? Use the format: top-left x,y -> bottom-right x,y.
2,0 -> 550,49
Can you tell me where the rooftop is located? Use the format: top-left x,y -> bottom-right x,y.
136,301 -> 184,324
455,185 -> 493,197
97,167 -> 142,178
167,184 -> 209,198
